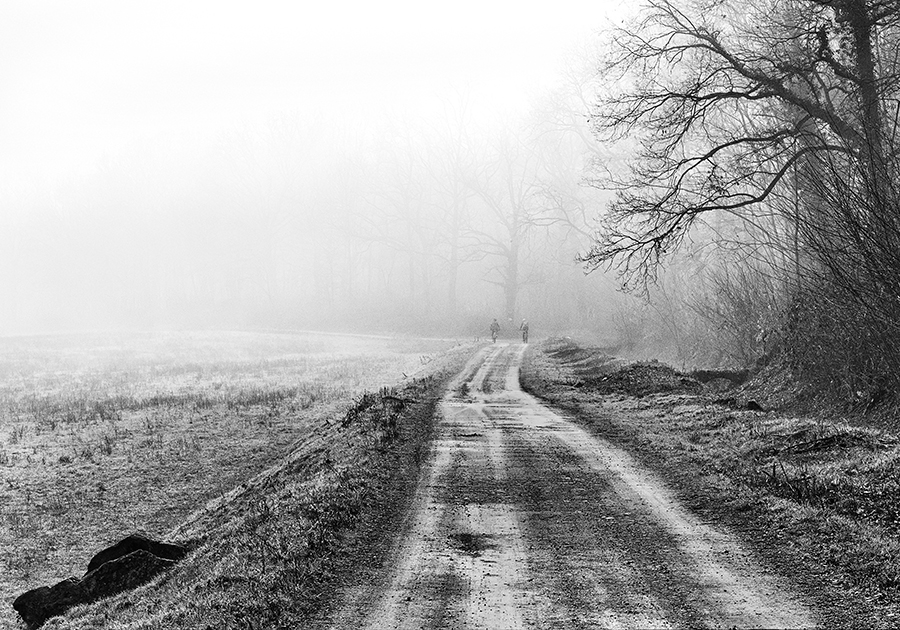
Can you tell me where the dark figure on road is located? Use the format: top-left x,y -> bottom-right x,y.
520,319 -> 529,343
490,318 -> 501,343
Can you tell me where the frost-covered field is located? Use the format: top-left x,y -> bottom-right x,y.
0,330 -> 454,623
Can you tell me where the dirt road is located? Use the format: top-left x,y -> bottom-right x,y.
328,343 -> 817,629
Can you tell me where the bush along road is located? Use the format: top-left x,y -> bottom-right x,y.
320,341 -> 820,629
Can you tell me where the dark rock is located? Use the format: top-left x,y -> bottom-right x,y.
86,533 -> 186,574
13,579 -> 82,629
13,534 -> 187,628
82,549 -> 175,599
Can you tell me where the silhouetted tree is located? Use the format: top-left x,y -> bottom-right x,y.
583,0 -> 900,286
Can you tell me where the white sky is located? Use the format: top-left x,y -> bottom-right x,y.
0,0 -> 627,188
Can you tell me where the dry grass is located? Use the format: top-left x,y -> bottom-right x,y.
0,330 -> 457,628
522,338 -> 900,627
39,363 -> 465,629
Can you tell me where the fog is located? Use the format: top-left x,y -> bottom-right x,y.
0,1 -> 632,338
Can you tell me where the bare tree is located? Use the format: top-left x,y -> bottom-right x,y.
422,96 -> 483,319
465,131 -> 551,322
361,117 -> 480,324
582,0 -> 900,284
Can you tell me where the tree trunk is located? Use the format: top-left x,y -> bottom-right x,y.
447,199 -> 461,318
845,0 -> 886,186
505,239 -> 519,323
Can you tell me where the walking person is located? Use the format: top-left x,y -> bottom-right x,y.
519,319 -> 529,343
490,318 -> 501,343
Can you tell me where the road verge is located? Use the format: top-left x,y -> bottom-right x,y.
520,337 -> 900,629
35,343 -> 478,629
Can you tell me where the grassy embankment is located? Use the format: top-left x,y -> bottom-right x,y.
521,337 -> 900,628
0,331 -> 474,629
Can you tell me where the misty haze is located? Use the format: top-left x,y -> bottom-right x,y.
4,1 -> 900,628
0,2 -> 621,338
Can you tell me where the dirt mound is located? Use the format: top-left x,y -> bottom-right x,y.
583,362 -> 702,397
541,338 -> 702,397
690,369 -> 750,387
544,338 -> 617,370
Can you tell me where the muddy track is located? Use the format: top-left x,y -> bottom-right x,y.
327,343 -> 817,629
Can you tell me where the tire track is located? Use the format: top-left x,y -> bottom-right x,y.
330,345 -> 533,629
327,343 -> 817,629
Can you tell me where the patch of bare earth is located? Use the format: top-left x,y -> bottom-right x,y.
322,343 -> 817,628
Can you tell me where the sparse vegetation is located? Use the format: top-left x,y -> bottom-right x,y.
0,331 -> 462,629
522,338 -> 900,627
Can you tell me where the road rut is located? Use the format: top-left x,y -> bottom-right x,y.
328,343 -> 816,629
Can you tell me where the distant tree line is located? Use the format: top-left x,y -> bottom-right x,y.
0,77 -> 620,338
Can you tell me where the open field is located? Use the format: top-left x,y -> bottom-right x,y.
0,330 -> 460,627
